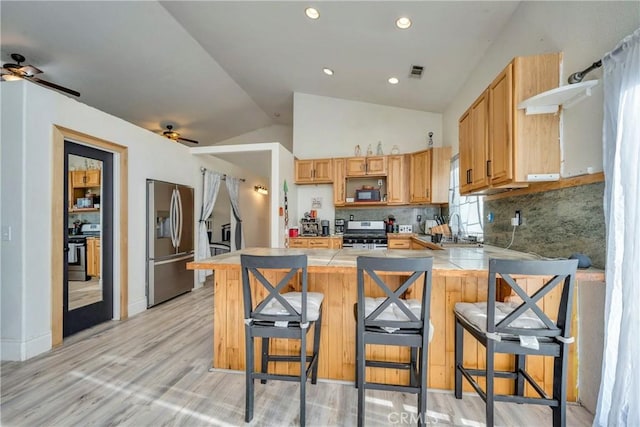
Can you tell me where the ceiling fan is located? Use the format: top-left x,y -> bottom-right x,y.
1,53 -> 80,97
162,125 -> 199,144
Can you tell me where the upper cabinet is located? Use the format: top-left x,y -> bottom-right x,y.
386,155 -> 409,205
409,147 -> 451,204
345,156 -> 387,177
459,53 -> 562,195
295,158 -> 333,184
71,169 -> 101,188
333,158 -> 346,206
459,90 -> 490,194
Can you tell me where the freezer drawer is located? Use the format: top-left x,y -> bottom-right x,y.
147,254 -> 194,307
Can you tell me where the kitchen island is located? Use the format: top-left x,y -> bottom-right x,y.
188,246 -> 603,401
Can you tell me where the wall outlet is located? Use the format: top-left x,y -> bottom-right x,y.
511,210 -> 521,226
417,214 -> 422,222
398,225 -> 413,233
377,179 -> 383,187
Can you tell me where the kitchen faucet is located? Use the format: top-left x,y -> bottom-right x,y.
449,212 -> 463,243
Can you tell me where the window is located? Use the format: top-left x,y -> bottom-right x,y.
449,155 -> 484,241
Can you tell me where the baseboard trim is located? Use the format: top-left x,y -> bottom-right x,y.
128,297 -> 148,317
2,331 -> 52,361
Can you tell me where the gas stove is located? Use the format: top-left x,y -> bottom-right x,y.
342,220 -> 388,250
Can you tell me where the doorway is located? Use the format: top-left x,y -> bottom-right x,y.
63,141 -> 113,337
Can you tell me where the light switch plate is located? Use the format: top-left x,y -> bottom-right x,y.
398,225 -> 413,233
1,225 -> 11,241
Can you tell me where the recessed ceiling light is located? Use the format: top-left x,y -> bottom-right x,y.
396,17 -> 412,29
388,77 -> 399,85
305,7 -> 320,20
323,68 -> 334,76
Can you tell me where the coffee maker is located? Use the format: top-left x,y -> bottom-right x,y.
321,220 -> 330,236
334,218 -> 345,235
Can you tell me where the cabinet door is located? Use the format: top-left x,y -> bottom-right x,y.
329,237 -> 343,249
95,238 -> 101,277
86,238 -> 96,277
430,147 -> 452,204
313,159 -> 333,183
366,156 -> 387,175
489,64 -> 512,186
333,158 -> 346,206
470,90 -> 490,191
345,158 -> 367,176
71,171 -> 87,187
387,155 -> 407,205
459,109 -> 473,195
84,169 -> 101,187
295,160 -> 315,183
410,150 -> 431,203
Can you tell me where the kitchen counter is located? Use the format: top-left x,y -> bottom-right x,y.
188,246 -> 603,400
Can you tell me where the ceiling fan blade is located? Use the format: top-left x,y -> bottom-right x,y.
28,76 -> 80,97
178,137 -> 199,144
19,64 -> 42,76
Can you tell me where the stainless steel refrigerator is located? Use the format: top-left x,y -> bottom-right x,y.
146,179 -> 194,307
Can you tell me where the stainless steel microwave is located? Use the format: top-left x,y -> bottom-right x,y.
355,189 -> 381,202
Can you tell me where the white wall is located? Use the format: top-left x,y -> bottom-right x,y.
0,81 -> 263,361
442,1 -> 640,177
293,93 -> 442,158
216,124 -> 293,152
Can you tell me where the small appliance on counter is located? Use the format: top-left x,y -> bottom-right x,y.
321,220 -> 330,236
335,218 -> 345,235
300,218 -> 320,236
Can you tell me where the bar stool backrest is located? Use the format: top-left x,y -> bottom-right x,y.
357,256 -> 433,331
241,254 -> 308,324
486,258 -> 579,339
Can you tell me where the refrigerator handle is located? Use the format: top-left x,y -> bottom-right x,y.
175,188 -> 183,248
170,188 -> 178,249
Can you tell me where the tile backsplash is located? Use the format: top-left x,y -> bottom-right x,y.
483,182 -> 605,269
336,205 -> 444,234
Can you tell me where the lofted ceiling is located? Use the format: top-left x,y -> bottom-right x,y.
1,1 -> 520,148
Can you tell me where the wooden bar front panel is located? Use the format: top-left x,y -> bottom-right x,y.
211,268 -> 578,402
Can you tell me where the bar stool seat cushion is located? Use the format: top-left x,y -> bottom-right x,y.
454,301 -> 548,338
260,292 -> 324,321
364,297 -> 434,341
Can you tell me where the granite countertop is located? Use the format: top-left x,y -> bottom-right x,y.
188,245 -> 604,279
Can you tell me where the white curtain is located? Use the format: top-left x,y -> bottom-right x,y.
595,27 -> 640,427
196,171 -> 221,283
225,176 -> 243,251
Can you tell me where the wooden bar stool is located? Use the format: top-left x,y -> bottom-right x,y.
355,256 -> 434,427
240,254 -> 324,427
454,258 -> 578,427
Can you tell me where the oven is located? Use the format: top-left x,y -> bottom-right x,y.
68,236 -> 88,281
342,220 -> 388,250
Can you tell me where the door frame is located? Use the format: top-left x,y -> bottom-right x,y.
52,125 -> 129,347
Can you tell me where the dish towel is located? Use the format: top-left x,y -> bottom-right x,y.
68,243 -> 80,263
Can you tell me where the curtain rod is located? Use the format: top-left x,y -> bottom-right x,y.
200,167 -> 246,182
568,44 -> 625,84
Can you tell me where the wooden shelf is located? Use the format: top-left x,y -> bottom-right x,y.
517,80 -> 599,115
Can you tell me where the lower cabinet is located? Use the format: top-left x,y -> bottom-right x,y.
87,237 -> 101,277
387,235 -> 412,249
289,236 -> 343,249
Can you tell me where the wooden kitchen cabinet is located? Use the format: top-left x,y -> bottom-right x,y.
387,236 -> 411,249
71,169 -> 101,188
295,158 -> 333,184
86,237 -> 101,277
333,158 -> 346,206
345,156 -> 387,177
459,90 -> 490,193
409,147 -> 451,204
387,155 -> 409,205
459,53 -> 561,194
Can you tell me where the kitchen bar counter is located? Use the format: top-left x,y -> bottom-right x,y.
188,247 -> 603,401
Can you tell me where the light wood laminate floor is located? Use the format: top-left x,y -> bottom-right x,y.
1,282 -> 594,426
